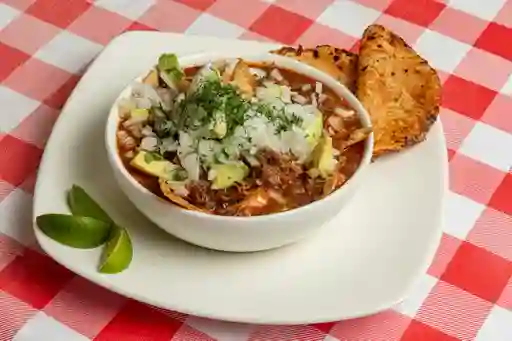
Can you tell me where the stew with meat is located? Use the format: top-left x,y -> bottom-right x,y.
116,53 -> 370,216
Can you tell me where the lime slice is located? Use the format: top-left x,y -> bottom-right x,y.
67,185 -> 112,223
36,214 -> 111,248
98,225 -> 133,274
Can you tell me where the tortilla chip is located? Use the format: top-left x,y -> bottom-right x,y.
356,25 -> 441,158
339,127 -> 372,151
232,60 -> 256,99
272,45 -> 358,92
158,178 -> 206,212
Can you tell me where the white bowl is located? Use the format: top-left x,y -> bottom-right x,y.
105,51 -> 374,252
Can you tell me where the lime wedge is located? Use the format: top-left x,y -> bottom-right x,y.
98,225 -> 133,274
67,185 -> 112,223
36,214 -> 111,248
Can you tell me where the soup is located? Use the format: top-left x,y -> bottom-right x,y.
116,53 -> 370,216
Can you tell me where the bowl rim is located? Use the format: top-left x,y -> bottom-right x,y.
105,51 -> 374,222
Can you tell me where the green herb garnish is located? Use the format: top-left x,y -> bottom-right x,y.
176,79 -> 250,136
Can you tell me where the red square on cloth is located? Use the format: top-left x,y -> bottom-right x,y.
481,94 -> 512,134
93,300 -> 184,341
10,104 -> 60,149
2,0 -> 37,11
488,173 -> 512,216
441,241 -> 512,303
429,7 -> 489,45
401,320 -> 459,341
375,14 -> 426,45
4,58 -> 74,102
497,276 -> 512,309
43,74 -> 80,109
0,179 -> 16,205
273,0 -> 335,20
454,47 -> 512,92
44,277 -> 127,339
442,75 -> 498,121
353,0 -> 393,11
494,1 -> 512,28
0,43 -> 30,82
125,21 -> 157,32
0,234 -> 24,272
26,0 -> 91,29
68,6 -> 132,45
0,290 -> 38,341
475,22 -> 512,62
138,0 -> 201,33
0,135 -> 43,187
249,325 -> 327,341
468,207 -> 512,262
249,5 -> 313,44
427,233 -> 463,278
449,153 -> 505,205
207,0 -> 270,29
296,22 -> 358,50
384,0 -> 446,27
0,249 -> 75,309
175,0 -> 217,11
439,107 -> 476,151
329,310 -> 411,341
415,281 -> 493,340
0,12 -> 60,55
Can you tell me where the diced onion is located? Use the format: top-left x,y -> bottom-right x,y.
301,84 -> 312,92
315,81 -> 323,94
140,136 -> 158,151
292,93 -> 307,104
334,107 -> 356,118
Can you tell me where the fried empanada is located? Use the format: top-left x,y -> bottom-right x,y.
272,45 -> 358,92
356,24 -> 441,158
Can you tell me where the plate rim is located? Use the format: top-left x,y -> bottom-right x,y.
32,30 -> 448,324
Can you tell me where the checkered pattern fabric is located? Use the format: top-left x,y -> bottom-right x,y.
0,0 -> 510,340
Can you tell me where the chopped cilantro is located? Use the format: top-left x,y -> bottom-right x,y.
176,79 -> 250,136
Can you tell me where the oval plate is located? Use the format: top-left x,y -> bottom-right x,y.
33,31 -> 446,324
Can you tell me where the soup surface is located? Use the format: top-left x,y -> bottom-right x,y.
116,54 -> 369,216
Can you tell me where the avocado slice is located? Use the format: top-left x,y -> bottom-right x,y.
210,111 -> 227,138
304,110 -> 323,147
130,108 -> 149,121
210,162 -> 249,190
130,151 -> 179,179
311,134 -> 336,178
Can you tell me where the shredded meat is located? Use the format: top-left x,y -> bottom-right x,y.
256,150 -> 303,188
187,179 -> 255,213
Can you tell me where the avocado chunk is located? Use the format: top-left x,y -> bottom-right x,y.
130,151 -> 179,180
210,162 -> 249,190
158,54 -> 183,81
304,110 -> 323,147
311,134 -> 336,178
210,111 -> 227,138
130,108 -> 149,121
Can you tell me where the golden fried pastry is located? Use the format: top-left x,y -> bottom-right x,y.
272,45 -> 358,92
356,24 -> 442,158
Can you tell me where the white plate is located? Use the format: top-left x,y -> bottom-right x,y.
33,31 -> 447,324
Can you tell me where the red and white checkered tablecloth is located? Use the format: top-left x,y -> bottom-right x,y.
0,0 -> 511,340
